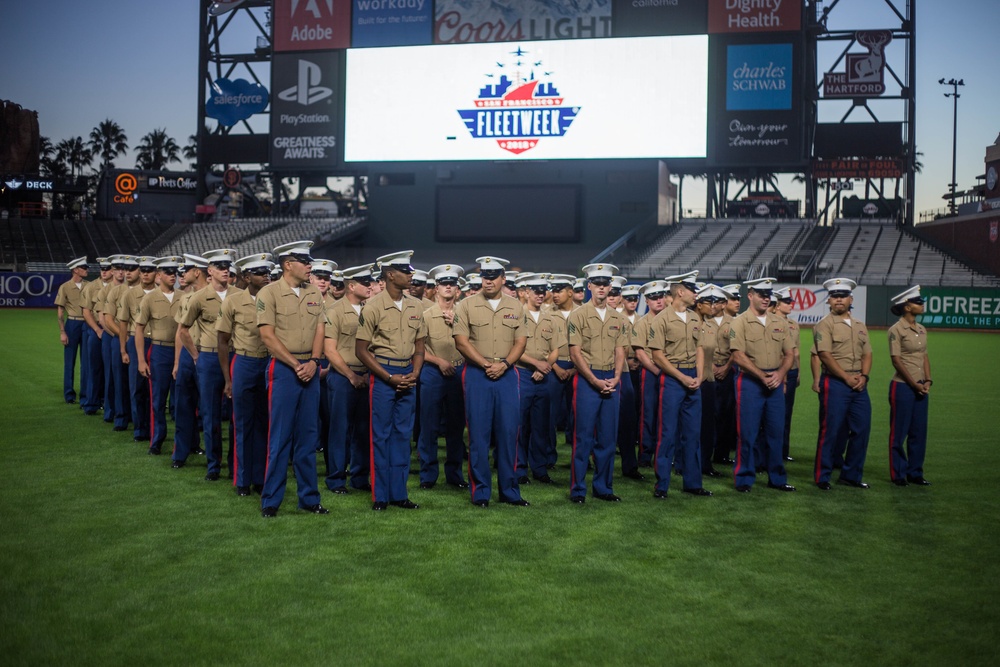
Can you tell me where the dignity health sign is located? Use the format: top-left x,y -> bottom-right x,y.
343,35 -> 708,161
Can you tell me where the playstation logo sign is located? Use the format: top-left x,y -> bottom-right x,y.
278,60 -> 333,106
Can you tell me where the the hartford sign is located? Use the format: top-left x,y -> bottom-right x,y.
823,31 -> 892,98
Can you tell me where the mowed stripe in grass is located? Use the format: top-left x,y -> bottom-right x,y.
1,309 -> 998,665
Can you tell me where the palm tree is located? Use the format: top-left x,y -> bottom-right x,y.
56,136 -> 93,178
134,128 -> 180,171
88,119 -> 128,171
183,134 -> 198,170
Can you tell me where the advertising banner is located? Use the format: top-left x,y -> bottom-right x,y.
344,36 -> 707,161
708,0 -> 801,34
273,0 -> 350,51
784,284 -> 868,326
0,273 -> 65,308
709,34 -> 801,166
916,288 -> 1000,330
822,31 -> 892,98
433,0 -> 612,44
270,51 -> 343,169
352,0 -> 433,47
612,0 -> 707,37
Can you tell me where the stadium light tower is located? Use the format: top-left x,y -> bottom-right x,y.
939,77 -> 965,216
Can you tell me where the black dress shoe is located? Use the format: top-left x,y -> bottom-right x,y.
570,496 -> 586,504
112,426 -> 127,432
907,476 -> 931,486
623,469 -> 645,481
171,460 -> 185,469
192,447 -> 206,456
390,499 -> 420,509
683,487 -> 713,497
252,484 -> 264,494
449,481 -> 471,489
134,435 -> 149,443
66,399 -> 76,404
330,487 -> 349,495
594,493 -> 621,502
372,501 -> 388,511
472,499 -> 489,507
767,482 -> 797,492
502,498 -> 531,506
300,504 -> 330,514
84,410 -> 98,416
817,482 -> 832,491
837,478 -> 870,489
703,468 -> 722,478
419,481 -> 436,489
205,472 -> 220,482
892,478 -> 909,487
714,457 -> 735,465
653,489 -> 669,499
546,463 -> 555,470
533,474 -> 555,484
784,456 -> 795,462
236,486 -> 251,496
261,507 -> 278,518
517,476 -> 530,485
735,485 -> 752,493
148,447 -> 161,456
355,482 -> 373,492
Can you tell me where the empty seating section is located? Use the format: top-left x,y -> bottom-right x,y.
153,216 -> 366,259
1,217 -> 171,266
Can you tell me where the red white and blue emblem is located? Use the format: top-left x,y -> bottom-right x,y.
457,46 -> 580,156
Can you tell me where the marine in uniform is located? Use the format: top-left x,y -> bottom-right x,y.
566,263 -> 628,503
356,251 -> 426,511
217,253 -> 273,495
171,254 -> 209,468
453,256 -> 528,507
695,284 -> 728,479
179,249 -> 239,481
257,241 -> 329,518
546,274 -> 578,470
310,259 -> 339,457
772,287 -> 801,462
80,257 -> 111,415
97,256 -> 127,425
886,286 -> 932,486
813,278 -> 873,490
648,272 -> 711,497
105,255 -> 140,432
616,283 -> 642,479
322,263 -> 375,494
54,256 -> 89,404
711,284 -> 742,466
515,273 -> 562,485
118,256 -> 157,441
134,256 -> 183,455
729,277 -> 795,493
408,269 -> 428,301
631,280 -> 670,469
416,264 -> 470,490
329,270 -> 346,301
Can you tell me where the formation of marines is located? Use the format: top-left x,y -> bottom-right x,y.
55,248 -> 934,518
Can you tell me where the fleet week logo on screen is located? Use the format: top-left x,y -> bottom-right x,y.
457,46 -> 580,156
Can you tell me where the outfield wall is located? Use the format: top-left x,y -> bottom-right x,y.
4,272 -> 999,331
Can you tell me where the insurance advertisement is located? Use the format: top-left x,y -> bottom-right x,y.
784,284 -> 868,326
343,35 -> 708,162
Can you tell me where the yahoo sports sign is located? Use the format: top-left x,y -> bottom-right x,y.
0,273 -> 64,308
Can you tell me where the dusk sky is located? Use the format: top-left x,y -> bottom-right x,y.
1,0 -> 996,219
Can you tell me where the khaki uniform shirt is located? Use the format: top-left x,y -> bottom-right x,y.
182,285 -> 242,351
357,291 -> 427,359
217,289 -> 268,357
453,292 -> 526,361
54,279 -> 86,317
103,283 -> 130,326
813,313 -> 872,373
93,282 -> 114,318
255,280 -> 324,356
713,315 -> 734,366
118,285 -> 154,336
566,302 -> 627,369
729,310 -> 792,371
698,316 -> 717,382
81,280 -> 105,322
325,297 -> 366,370
175,290 -> 201,346
550,309 -> 573,361
782,314 -> 801,370
648,308 -> 701,367
422,303 -> 463,367
136,289 -> 180,345
887,318 -> 928,384
520,309 -> 562,370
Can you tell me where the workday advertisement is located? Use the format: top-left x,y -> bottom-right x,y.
343,35 -> 708,161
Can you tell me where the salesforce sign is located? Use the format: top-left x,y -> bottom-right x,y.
205,78 -> 269,126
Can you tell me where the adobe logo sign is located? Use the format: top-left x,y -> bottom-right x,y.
273,0 -> 350,52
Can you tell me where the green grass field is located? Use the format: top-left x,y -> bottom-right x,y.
2,309 -> 998,666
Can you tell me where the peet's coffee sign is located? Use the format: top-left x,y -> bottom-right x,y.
708,0 -> 801,34
146,175 -> 197,191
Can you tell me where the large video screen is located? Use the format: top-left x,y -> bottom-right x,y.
344,36 -> 708,162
